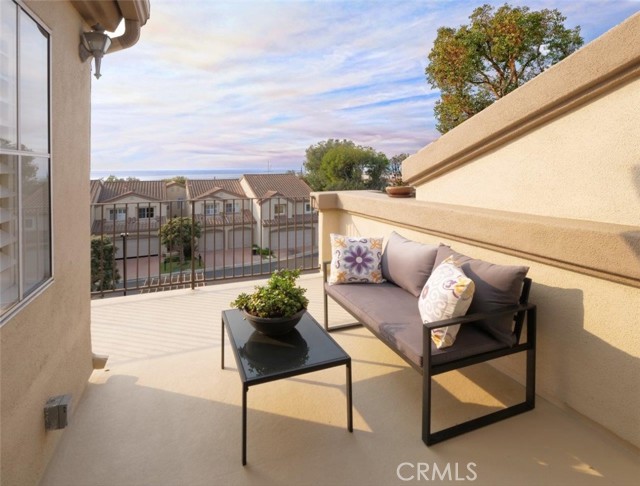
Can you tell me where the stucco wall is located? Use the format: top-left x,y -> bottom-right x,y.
0,2 -> 93,484
413,76 -> 640,226
314,12 -> 640,449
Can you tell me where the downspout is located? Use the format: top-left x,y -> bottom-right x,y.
107,18 -> 142,54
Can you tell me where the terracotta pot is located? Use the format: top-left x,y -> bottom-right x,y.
385,186 -> 414,198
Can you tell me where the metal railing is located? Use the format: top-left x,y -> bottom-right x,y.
90,196 -> 319,297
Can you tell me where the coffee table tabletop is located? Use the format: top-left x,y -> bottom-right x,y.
221,309 -> 352,465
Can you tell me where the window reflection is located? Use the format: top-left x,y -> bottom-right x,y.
18,10 -> 49,154
0,1 -> 17,149
21,157 -> 50,295
0,154 -> 19,311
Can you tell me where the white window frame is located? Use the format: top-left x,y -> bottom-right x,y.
225,202 -> 236,214
304,202 -> 312,213
0,1 -> 53,323
205,203 -> 219,216
274,203 -> 287,216
108,208 -> 126,221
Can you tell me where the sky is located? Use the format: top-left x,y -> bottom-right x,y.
90,0 -> 640,174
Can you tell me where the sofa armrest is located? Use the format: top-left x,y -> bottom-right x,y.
323,261 -> 331,283
422,302 -> 536,331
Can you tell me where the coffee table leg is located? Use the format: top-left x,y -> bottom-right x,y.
242,384 -> 248,465
221,318 -> 225,369
347,359 -> 353,432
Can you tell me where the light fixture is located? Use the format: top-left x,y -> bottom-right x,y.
79,24 -> 111,79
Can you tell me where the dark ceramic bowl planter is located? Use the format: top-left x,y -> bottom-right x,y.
242,309 -> 306,336
385,186 -> 414,198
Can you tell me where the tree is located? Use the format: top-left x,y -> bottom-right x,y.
163,176 -> 187,184
426,3 -> 583,133
159,217 -> 202,265
91,236 -> 120,291
386,153 -> 410,184
303,139 -> 388,191
104,175 -> 140,182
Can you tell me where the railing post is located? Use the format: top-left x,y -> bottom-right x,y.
191,200 -> 196,290
120,232 -> 128,296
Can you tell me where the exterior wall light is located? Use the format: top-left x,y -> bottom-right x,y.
79,24 -> 112,79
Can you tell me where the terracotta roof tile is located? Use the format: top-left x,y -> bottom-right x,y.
242,173 -> 311,199
186,179 -> 246,199
98,181 -> 167,202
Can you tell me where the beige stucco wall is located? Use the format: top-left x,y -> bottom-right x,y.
314,12 -> 640,450
413,76 -> 640,226
0,2 -> 93,484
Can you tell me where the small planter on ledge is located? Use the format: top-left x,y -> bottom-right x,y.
385,185 -> 414,198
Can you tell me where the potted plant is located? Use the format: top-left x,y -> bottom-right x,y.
230,269 -> 309,336
385,175 -> 414,198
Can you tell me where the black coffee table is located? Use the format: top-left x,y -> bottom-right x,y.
221,309 -> 353,465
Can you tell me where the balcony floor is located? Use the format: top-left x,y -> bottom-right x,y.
42,273 -> 639,485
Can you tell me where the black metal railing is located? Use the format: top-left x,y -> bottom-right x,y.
90,196 -> 319,297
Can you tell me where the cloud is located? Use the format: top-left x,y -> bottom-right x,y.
91,0 -> 640,174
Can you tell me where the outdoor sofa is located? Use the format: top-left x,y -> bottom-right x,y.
323,231 -> 537,445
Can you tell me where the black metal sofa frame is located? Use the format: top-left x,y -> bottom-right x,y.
322,261 -> 537,446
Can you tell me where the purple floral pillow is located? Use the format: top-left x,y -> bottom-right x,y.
328,234 -> 385,285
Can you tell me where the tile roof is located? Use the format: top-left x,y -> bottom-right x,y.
90,180 -> 103,204
242,173 -> 311,199
97,181 -> 167,203
186,179 -> 246,199
261,213 -> 318,228
194,209 -> 255,227
91,216 -> 168,236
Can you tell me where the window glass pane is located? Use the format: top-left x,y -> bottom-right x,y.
0,154 -> 19,311
21,156 -> 50,295
0,1 -> 17,149
19,10 -> 48,154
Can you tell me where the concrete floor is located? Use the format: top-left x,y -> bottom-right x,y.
41,273 -> 639,486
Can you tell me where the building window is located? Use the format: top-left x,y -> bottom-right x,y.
138,207 -> 154,219
225,202 -> 236,214
304,202 -> 312,213
1,1 -> 51,319
274,204 -> 287,216
108,208 -> 126,221
205,203 -> 218,216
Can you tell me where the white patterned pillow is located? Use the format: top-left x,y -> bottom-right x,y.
418,256 -> 475,349
328,234 -> 384,285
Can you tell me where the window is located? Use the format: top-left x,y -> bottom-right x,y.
138,207 -> 154,219
1,1 -> 51,319
274,204 -> 287,216
304,202 -> 312,213
205,203 -> 218,216
108,208 -> 126,221
225,202 -> 236,214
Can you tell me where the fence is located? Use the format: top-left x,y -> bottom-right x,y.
90,196 -> 318,297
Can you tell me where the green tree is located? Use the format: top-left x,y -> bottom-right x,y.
303,139 -> 388,191
426,3 -> 583,133
104,175 -> 140,182
163,176 -> 187,184
159,217 -> 202,265
91,236 -> 120,291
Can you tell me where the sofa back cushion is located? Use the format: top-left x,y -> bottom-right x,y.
381,231 -> 439,297
434,246 -> 529,346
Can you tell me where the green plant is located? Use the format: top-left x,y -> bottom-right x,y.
230,269 -> 309,318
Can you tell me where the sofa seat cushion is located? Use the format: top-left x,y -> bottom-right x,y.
325,282 -> 508,368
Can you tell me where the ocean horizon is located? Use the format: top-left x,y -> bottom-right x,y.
90,168 -> 295,181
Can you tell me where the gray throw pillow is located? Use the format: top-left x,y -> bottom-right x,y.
381,232 -> 439,297
434,246 -> 529,346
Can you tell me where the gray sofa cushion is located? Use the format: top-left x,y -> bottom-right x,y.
325,282 -> 507,367
434,246 -> 529,346
381,231 -> 439,297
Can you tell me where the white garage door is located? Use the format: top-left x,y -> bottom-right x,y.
116,236 -> 159,258
203,230 -> 224,252
269,228 -> 315,251
228,228 -> 252,249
